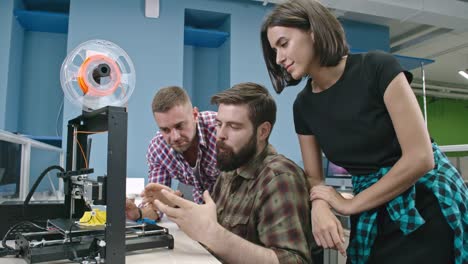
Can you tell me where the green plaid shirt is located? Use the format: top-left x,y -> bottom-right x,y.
348,143 -> 468,264
211,145 -> 315,264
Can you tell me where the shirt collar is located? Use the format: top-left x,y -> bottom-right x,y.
196,117 -> 208,148
236,144 -> 276,180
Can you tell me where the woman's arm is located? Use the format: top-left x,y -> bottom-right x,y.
349,72 -> 434,214
298,134 -> 324,187
298,134 -> 346,256
311,72 -> 434,216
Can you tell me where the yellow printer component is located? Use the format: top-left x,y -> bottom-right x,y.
78,208 -> 107,226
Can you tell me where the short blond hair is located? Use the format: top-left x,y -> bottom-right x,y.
151,86 -> 191,113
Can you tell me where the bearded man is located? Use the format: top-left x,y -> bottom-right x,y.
151,82 -> 318,264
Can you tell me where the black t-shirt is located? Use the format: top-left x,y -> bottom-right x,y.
293,51 -> 406,175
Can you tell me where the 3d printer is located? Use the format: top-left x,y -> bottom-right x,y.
0,40 -> 173,264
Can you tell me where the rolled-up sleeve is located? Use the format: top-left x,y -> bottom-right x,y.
257,172 -> 313,264
146,140 -> 172,187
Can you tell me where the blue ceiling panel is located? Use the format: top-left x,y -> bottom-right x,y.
393,54 -> 435,71
350,48 -> 434,71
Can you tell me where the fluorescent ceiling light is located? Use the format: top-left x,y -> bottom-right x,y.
459,70 -> 468,80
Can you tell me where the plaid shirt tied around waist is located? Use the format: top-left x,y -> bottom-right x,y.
348,143 -> 468,264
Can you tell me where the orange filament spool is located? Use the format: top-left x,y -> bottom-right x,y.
77,54 -> 121,96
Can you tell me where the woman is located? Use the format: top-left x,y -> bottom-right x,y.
260,0 -> 467,263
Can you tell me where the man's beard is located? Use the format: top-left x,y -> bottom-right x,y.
171,141 -> 190,153
216,135 -> 257,172
171,130 -> 197,153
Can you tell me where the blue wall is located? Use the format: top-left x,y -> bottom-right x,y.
0,1 -> 12,130
183,45 -> 195,99
217,19 -> 231,102
19,31 -> 66,136
341,19 -> 390,52
5,11 -> 24,132
0,0 -> 19,131
0,0 -> 65,134
64,0 -> 283,180
0,0 -> 392,185
193,47 -> 220,111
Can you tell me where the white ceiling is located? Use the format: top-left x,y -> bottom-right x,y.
255,0 -> 468,99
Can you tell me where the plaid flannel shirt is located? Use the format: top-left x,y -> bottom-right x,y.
146,111 -> 219,204
348,143 -> 468,264
211,145 -> 316,264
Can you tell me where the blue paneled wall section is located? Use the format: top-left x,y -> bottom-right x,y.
14,10 -> 69,34
1,0 -> 434,184
183,45 -> 195,99
217,18 -> 231,98
184,27 -> 228,48
64,0 -> 278,180
0,1 -> 66,135
65,0 -> 432,181
6,13 -> 25,133
19,31 -> 67,136
342,19 -> 434,70
193,47 -> 220,111
0,0 -> 24,131
342,19 -> 390,52
183,9 -> 230,112
0,1 -> 13,130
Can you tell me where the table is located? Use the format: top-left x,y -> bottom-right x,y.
1,218 -> 221,264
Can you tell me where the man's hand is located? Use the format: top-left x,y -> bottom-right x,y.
125,198 -> 140,220
311,200 -> 347,257
154,190 -> 219,244
142,183 -> 182,208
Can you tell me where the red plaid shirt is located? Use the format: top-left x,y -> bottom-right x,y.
146,111 -> 219,204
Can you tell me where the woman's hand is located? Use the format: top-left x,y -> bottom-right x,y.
310,186 -> 355,215
311,200 -> 347,257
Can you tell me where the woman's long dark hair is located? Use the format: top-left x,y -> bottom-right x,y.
261,0 -> 349,93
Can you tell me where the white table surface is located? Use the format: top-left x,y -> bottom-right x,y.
2,218 -> 221,264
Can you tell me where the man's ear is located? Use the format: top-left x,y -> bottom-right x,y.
193,106 -> 199,120
257,121 -> 272,141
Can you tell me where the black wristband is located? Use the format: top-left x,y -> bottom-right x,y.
136,207 -> 143,221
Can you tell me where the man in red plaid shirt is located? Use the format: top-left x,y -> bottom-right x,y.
126,86 -> 220,221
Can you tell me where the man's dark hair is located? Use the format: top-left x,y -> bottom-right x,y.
211,82 -> 277,140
